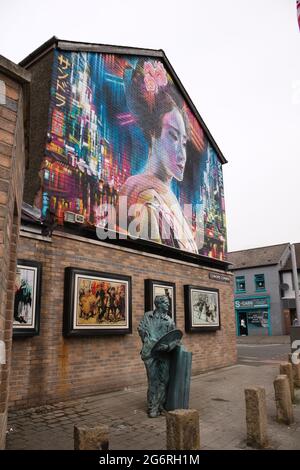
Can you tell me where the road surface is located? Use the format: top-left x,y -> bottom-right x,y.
237,342 -> 290,366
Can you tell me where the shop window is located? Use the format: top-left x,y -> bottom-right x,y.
236,276 -> 246,293
255,274 -> 265,291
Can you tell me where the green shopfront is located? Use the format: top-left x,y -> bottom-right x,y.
235,296 -> 271,336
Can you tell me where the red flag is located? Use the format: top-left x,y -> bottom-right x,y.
298,1 -> 300,31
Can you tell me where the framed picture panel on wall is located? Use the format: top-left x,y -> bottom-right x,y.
144,279 -> 176,322
184,285 -> 220,333
13,260 -> 42,337
63,267 -> 132,336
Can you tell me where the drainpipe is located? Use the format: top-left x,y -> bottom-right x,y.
291,244 -> 300,324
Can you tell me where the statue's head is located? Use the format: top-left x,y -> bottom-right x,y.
154,295 -> 169,314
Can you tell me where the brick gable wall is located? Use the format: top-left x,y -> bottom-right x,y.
0,68 -> 27,448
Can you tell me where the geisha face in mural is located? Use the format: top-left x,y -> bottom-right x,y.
150,107 -> 187,183
119,60 -> 198,253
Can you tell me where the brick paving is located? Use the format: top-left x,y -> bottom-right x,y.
6,364 -> 300,450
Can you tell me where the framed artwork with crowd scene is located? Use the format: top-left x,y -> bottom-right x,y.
184,285 -> 220,333
63,267 -> 132,336
144,279 -> 176,322
13,260 -> 42,337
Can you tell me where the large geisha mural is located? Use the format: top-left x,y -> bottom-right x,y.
37,50 -> 227,260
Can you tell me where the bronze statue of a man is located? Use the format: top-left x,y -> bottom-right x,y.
138,295 -> 180,418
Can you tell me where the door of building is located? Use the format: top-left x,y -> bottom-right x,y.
239,313 -> 248,336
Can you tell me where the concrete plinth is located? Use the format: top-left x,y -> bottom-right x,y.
279,362 -> 295,403
0,411 -> 7,450
244,387 -> 268,448
288,353 -> 300,389
273,375 -> 294,425
292,363 -> 300,388
74,425 -> 109,450
166,409 -> 200,450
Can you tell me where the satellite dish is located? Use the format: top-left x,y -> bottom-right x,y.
280,283 -> 289,291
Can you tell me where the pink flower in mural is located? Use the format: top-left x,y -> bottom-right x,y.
144,61 -> 156,76
154,62 -> 168,87
144,74 -> 158,93
143,61 -> 168,93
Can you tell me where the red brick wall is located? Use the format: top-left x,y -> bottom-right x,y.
0,68 -> 27,448
9,229 -> 237,409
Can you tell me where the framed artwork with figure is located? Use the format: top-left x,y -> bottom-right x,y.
184,285 -> 220,332
63,267 -> 132,336
13,260 -> 42,337
144,279 -> 176,322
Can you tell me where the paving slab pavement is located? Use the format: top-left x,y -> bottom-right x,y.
6,363 -> 300,450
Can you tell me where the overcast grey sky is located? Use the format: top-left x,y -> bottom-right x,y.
1,0 -> 299,252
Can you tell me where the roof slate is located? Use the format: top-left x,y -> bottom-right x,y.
228,243 -> 289,270
281,243 -> 300,271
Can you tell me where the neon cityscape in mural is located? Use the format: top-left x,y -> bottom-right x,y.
36,50 -> 227,260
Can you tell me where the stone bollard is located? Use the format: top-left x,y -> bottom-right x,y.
244,387 -> 268,448
279,362 -> 295,403
74,425 -> 109,450
273,375 -> 294,425
292,363 -> 300,388
166,409 -> 200,450
288,353 -> 300,389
